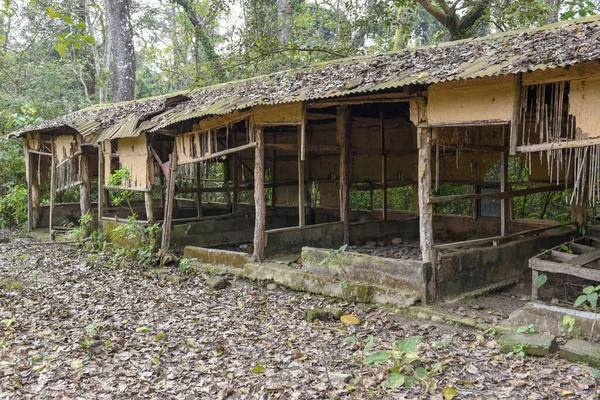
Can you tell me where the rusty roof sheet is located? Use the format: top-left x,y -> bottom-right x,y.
12,15 -> 600,139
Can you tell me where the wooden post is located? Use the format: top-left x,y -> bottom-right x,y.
144,153 -> 155,223
232,129 -> 239,212
500,150 -> 509,236
79,150 -> 92,221
98,145 -> 105,222
253,126 -> 266,261
509,73 -> 522,156
380,108 -> 388,221
160,149 -> 177,263
418,126 -> 434,264
196,162 -> 203,217
413,183 -> 419,216
27,150 -> 41,231
298,125 -> 306,227
49,139 -> 57,235
472,185 -> 479,220
337,105 -> 351,244
271,130 -> 277,207
369,183 -> 374,212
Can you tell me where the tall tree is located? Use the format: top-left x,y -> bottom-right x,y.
415,0 -> 490,40
106,0 -> 136,102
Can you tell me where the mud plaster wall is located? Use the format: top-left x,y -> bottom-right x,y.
254,102 -> 303,125
54,134 -> 79,163
104,136 -> 152,190
176,132 -> 201,164
569,77 -> 600,139
428,76 -> 515,125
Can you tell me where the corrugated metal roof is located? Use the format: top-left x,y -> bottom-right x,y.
11,15 -> 600,140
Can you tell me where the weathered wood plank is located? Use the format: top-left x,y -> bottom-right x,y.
530,259 -> 600,282
517,138 -> 600,153
428,184 -> 567,204
571,248 -> 600,266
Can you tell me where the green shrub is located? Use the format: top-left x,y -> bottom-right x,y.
0,185 -> 28,228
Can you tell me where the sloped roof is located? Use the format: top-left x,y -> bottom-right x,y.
12,15 -> 600,140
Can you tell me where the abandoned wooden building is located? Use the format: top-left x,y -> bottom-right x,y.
13,16 -> 600,303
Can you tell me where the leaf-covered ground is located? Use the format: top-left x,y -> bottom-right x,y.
0,231 -> 597,399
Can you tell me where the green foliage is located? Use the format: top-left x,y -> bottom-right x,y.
72,211 -> 94,241
515,324 -> 535,334
110,215 -> 161,265
363,336 -> 448,392
562,315 -> 581,338
507,343 -> 527,357
0,185 -> 28,228
574,285 -> 600,311
179,257 -> 198,274
534,273 -> 548,289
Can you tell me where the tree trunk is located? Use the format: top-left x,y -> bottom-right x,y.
106,0 -> 136,102
277,0 -> 292,46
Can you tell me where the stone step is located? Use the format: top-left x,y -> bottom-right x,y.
498,333 -> 557,356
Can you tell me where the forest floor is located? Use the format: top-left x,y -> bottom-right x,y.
0,230 -> 598,400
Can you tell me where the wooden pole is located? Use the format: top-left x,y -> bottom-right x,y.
79,149 -> 92,232
380,108 -> 388,221
509,73 -> 522,156
418,126 -> 434,264
232,129 -> 239,212
271,130 -> 277,207
500,129 -> 510,236
337,105 -> 352,244
196,162 -> 203,217
160,148 -> 177,263
49,139 -> 56,235
298,125 -> 306,227
144,154 -> 155,223
27,149 -> 33,232
98,145 -> 105,223
252,126 -> 266,261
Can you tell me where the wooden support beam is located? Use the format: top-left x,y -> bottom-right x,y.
178,142 -> 257,165
253,126 -> 266,261
79,150 -> 92,228
298,125 -> 306,227
517,138 -> 600,153
337,105 -> 352,244
271,131 -> 277,207
300,102 -> 306,161
380,108 -> 387,221
231,129 -> 238,213
27,151 -> 40,231
510,73 -> 522,155
49,139 -> 56,236
145,154 -> 155,223
160,149 -> 178,265
500,130 -> 509,236
98,146 -> 105,221
309,93 -> 425,108
28,149 -> 52,157
418,126 -> 434,265
428,184 -> 568,204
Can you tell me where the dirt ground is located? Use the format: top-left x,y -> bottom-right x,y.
0,230 -> 598,399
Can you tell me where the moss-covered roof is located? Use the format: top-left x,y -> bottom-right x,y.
13,15 -> 600,140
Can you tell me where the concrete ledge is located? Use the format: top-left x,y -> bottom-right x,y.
506,302 -> 600,338
242,262 -> 419,308
498,333 -> 557,356
560,339 -> 600,367
301,247 -> 430,303
184,246 -> 250,268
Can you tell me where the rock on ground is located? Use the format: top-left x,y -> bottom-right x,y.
498,333 -> 557,356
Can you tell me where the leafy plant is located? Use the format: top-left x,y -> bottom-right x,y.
534,273 -> 548,289
515,324 -> 535,334
72,210 -> 94,241
574,285 -> 600,338
319,244 -> 349,274
179,257 -> 198,274
507,344 -> 526,357
110,215 -> 161,266
562,315 -> 581,338
363,336 -> 447,393
0,185 -> 28,228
